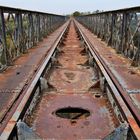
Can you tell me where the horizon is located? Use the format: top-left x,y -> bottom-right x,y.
0,0 -> 139,15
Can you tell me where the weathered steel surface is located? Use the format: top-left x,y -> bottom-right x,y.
31,93 -> 118,139
0,22 -> 68,128
29,21 -> 119,139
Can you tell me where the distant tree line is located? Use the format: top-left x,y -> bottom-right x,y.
72,10 -> 102,17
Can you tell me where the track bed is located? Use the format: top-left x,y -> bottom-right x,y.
26,21 -> 119,139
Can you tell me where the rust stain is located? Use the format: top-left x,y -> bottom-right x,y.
127,117 -> 140,138
31,93 -> 118,139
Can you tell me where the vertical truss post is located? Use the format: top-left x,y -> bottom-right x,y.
108,13 -> 114,46
0,9 -> 8,65
15,12 -> 24,54
50,15 -> 52,33
28,13 -> 34,48
37,14 -> 40,42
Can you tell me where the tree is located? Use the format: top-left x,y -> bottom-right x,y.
73,11 -> 81,17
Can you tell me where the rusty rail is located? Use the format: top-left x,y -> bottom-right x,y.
74,20 -> 140,139
76,6 -> 140,66
0,6 -> 67,70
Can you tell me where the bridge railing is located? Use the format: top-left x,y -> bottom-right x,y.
0,6 -> 66,69
76,7 -> 140,66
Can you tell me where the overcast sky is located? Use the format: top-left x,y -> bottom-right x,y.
0,0 -> 139,15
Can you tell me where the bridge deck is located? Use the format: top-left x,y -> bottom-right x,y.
0,17 -> 140,139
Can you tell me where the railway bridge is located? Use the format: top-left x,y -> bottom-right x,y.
0,6 -> 140,140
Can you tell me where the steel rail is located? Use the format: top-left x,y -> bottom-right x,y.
0,20 -> 70,140
74,20 -> 140,139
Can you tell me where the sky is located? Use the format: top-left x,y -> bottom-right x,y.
0,0 -> 139,15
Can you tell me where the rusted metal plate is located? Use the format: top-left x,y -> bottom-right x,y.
49,68 -> 93,93
47,25 -> 94,93
31,93 -> 118,140
57,46 -> 88,69
0,22 -> 68,126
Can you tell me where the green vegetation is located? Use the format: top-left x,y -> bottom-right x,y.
72,10 -> 101,16
73,11 -> 81,17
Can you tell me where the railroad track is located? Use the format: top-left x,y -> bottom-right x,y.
0,19 -> 140,140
